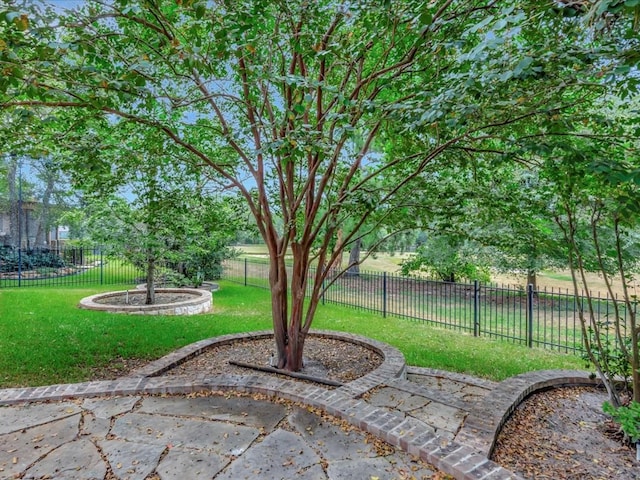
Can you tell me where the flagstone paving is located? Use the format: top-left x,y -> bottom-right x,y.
0,331 -> 597,480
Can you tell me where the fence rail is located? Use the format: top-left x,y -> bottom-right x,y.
223,258 -> 635,354
0,246 -> 141,288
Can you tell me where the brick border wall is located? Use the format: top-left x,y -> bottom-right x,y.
78,288 -> 212,315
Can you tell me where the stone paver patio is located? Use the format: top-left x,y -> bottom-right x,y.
0,331 -> 597,479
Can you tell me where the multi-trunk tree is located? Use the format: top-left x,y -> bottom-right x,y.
0,0 -> 628,370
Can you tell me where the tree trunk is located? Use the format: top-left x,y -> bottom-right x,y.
346,238 -> 361,276
145,255 -> 155,305
269,252 -> 289,369
7,157 -> 19,248
268,242 -> 313,372
327,228 -> 344,274
526,269 -> 537,292
35,174 -> 55,247
632,325 -> 640,404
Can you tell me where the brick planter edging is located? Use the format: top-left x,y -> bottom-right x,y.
455,369 -> 600,457
126,329 -> 408,390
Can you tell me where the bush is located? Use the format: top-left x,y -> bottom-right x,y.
582,323 -> 634,397
603,401 -> 640,445
0,248 -> 66,273
171,246 -> 236,283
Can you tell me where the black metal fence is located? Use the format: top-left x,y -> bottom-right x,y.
224,258 -> 636,354
0,246 -> 141,288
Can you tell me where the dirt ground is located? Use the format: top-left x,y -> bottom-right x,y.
492,386 -> 639,480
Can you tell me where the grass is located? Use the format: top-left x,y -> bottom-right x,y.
313,302 -> 585,381
0,281 -> 585,388
232,265 -> 588,352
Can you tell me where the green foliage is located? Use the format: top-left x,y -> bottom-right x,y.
1,0 -> 637,370
541,105 -> 640,405
603,401 -> 640,444
177,246 -> 235,283
582,324 -> 634,388
402,235 -> 491,283
0,247 -> 66,273
151,269 -> 191,288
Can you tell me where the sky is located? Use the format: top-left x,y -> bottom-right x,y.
47,0 -> 84,12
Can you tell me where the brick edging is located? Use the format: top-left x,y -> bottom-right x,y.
126,329 -> 408,393
455,369 -> 599,457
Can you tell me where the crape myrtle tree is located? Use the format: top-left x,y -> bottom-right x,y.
0,0 -> 624,370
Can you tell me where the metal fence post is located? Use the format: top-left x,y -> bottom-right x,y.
527,283 -> 534,348
244,258 -> 248,286
18,247 -> 22,288
383,272 -> 387,318
474,280 -> 480,337
100,249 -> 104,285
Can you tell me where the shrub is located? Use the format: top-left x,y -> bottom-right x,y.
603,401 -> 640,445
0,248 -> 66,273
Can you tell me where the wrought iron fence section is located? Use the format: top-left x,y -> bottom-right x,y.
0,246 -> 141,288
223,258 -> 638,355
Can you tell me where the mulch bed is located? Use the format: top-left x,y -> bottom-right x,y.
491,386 -> 638,480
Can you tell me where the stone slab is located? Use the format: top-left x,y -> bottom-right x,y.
111,412 -> 260,455
99,439 -> 164,480
23,438 -> 106,479
156,447 -> 230,480
0,414 -> 79,478
288,406 -> 377,461
215,428 -> 325,480
410,402 -> 467,438
0,402 -> 81,435
366,387 -> 415,409
326,456 -> 407,480
81,414 -> 112,439
137,396 -> 287,430
83,395 -> 140,419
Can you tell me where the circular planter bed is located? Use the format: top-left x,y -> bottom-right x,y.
79,288 -> 212,315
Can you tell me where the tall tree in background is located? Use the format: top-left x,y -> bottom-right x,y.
0,107 -> 75,248
0,0 -> 630,370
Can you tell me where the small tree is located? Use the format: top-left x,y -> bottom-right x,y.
402,234 -> 491,282
69,123 -> 239,304
544,133 -> 640,407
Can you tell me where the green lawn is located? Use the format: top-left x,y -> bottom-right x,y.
0,281 -> 585,388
